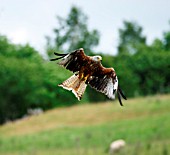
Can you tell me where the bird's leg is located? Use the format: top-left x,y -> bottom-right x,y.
84,76 -> 88,81
79,73 -> 84,80
78,72 -> 89,83
85,75 -> 93,84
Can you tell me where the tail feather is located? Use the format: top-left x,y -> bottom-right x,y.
58,74 -> 78,90
74,81 -> 87,100
58,75 -> 87,100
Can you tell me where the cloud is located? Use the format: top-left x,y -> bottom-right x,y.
10,28 -> 29,44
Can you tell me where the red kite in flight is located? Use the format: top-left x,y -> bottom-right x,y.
51,48 -> 127,105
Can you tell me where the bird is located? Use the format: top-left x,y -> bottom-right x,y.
50,48 -> 127,106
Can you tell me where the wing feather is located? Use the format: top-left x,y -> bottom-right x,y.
50,48 -> 88,73
89,66 -> 126,106
117,90 -> 123,106
89,74 -> 116,99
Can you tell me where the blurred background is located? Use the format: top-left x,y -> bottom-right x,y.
0,0 -> 170,154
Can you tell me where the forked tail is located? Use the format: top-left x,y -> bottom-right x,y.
58,75 -> 87,100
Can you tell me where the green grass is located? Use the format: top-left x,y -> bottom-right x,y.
0,94 -> 170,155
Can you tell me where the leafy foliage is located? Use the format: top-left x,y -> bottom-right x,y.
118,21 -> 146,55
163,31 -> 170,51
0,35 -> 80,124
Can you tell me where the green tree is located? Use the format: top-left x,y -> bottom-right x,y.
163,30 -> 170,51
0,35 -> 41,61
118,21 -> 146,55
132,50 -> 170,95
46,6 -> 100,57
0,35 -> 81,124
150,38 -> 164,52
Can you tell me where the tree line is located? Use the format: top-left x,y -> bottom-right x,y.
0,6 -> 169,124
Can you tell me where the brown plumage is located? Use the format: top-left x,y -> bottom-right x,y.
50,48 -> 127,106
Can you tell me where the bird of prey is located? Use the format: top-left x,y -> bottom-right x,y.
50,48 -> 127,105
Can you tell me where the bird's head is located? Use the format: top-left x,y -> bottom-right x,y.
92,55 -> 102,62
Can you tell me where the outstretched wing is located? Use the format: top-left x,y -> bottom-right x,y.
88,64 -> 127,106
50,48 -> 89,73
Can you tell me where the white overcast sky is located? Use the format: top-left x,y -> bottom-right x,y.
0,0 -> 170,55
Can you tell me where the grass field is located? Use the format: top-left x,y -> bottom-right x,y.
0,94 -> 170,155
